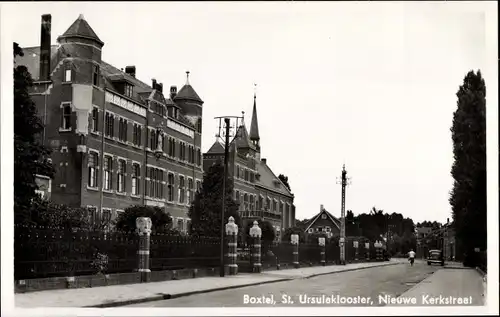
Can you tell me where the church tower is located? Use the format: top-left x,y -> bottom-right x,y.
174,71 -> 204,135
249,85 -> 261,160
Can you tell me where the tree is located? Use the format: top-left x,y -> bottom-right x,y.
278,174 -> 291,191
245,220 -> 276,251
14,42 -> 55,223
449,70 -> 487,264
115,205 -> 173,233
29,196 -> 89,230
188,160 -> 241,238
282,226 -> 306,243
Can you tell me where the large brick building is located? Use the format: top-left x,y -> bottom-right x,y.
203,93 -> 296,240
15,14 -> 204,233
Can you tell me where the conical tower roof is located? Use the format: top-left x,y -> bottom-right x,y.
249,93 -> 260,141
58,14 -> 104,46
174,71 -> 204,103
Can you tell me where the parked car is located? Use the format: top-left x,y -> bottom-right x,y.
427,249 -> 444,266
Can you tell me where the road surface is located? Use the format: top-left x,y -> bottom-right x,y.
127,261 -> 444,307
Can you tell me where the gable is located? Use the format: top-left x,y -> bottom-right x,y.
304,209 -> 341,232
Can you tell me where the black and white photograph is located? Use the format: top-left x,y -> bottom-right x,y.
1,1 -> 498,316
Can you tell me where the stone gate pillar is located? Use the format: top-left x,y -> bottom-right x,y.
249,221 -> 262,273
136,217 -> 152,283
354,240 -> 359,261
225,216 -> 239,275
319,237 -> 326,266
291,234 -> 300,268
365,242 -> 370,261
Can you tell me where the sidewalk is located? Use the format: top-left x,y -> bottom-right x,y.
15,261 -> 400,307
393,268 -> 485,306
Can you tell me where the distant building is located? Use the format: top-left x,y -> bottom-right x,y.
15,14 -> 204,233
203,93 -> 295,240
303,205 -> 341,238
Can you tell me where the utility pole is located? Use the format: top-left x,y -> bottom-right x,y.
336,164 -> 351,265
214,115 -> 243,277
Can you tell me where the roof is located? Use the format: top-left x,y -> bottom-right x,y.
256,159 -> 293,197
206,140 -> 225,154
249,95 -> 260,141
304,206 -> 341,232
58,14 -> 104,46
174,84 -> 203,103
231,125 -> 255,150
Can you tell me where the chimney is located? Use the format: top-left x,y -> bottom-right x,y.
320,204 -> 324,210
152,78 -> 157,90
157,83 -> 163,93
447,218 -> 449,224
125,66 -> 136,77
39,14 -> 52,81
170,85 -> 177,99
261,158 -> 267,164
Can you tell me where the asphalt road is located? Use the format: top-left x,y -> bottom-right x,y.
127,261 -> 442,307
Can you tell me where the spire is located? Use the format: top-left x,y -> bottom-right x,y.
186,71 -> 190,85
58,14 -> 104,47
249,84 -> 260,142
174,70 -> 203,103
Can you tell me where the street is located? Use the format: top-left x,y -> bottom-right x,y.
127,261 -> 442,307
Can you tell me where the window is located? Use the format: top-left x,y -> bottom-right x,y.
266,197 -> 271,210
280,202 -> 284,215
64,68 -> 72,82
103,156 -> 112,190
235,190 -> 240,202
105,112 -> 114,137
243,194 -> 248,210
168,138 -> 176,157
88,152 -> 98,188
91,107 -> 99,133
196,118 -> 202,134
179,176 -> 185,204
197,149 -> 201,166
118,118 -> 128,142
326,226 -> 331,233
250,195 -> 255,210
146,167 -> 164,199
196,180 -> 201,193
124,84 -> 133,97
150,129 -> 157,150
258,196 -> 263,210
308,228 -> 314,234
133,124 -> 142,146
179,142 -> 186,161
92,64 -> 100,86
102,209 -> 112,226
117,159 -> 126,193
236,166 -> 240,178
131,163 -> 140,195
273,199 -> 277,212
177,218 -> 184,232
88,207 -> 98,225
187,178 -> 193,205
188,146 -> 193,164
244,170 -> 249,181
250,172 -> 254,183
321,214 -> 327,220
167,173 -> 175,202
61,103 -> 71,130
161,134 -> 166,153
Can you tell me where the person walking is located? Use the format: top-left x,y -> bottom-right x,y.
408,249 -> 416,266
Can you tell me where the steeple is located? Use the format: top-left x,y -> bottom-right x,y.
174,70 -> 203,104
57,14 -> 104,47
249,84 -> 260,146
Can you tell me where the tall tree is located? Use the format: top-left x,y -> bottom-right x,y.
278,174 -> 291,191
115,205 -> 173,233
188,160 -> 241,238
449,70 -> 487,264
14,42 -> 55,223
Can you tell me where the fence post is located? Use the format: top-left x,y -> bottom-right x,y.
225,216 -> 239,275
136,217 -> 152,283
354,240 -> 359,262
374,241 -> 382,261
365,242 -> 370,262
319,237 -> 326,266
291,234 -> 300,268
249,221 -> 262,273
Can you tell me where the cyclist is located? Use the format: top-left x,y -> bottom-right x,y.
408,249 -> 416,266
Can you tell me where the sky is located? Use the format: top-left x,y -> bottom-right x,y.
1,2 -> 496,224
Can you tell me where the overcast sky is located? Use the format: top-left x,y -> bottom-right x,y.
2,2 -> 495,224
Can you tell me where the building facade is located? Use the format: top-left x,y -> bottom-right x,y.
203,94 -> 295,240
303,205 -> 341,239
15,14 -> 204,233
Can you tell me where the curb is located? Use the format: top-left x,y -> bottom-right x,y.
86,278 -> 293,308
304,262 -> 401,279
87,262 -> 399,308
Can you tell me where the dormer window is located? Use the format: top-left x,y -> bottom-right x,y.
124,84 -> 133,97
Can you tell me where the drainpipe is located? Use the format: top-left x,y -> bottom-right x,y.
99,84 -> 107,216
143,100 -> 149,206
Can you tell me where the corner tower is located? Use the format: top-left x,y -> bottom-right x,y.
174,71 -> 204,134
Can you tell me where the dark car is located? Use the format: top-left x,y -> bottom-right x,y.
427,249 -> 444,266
